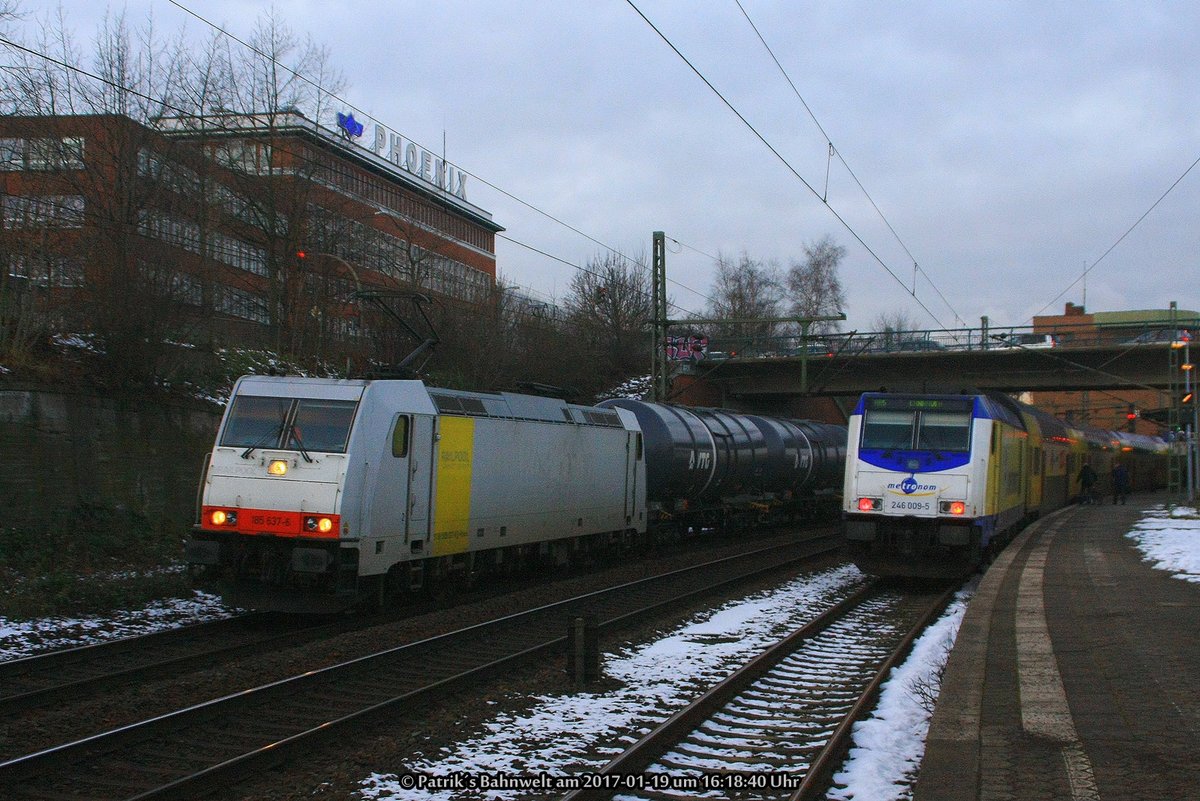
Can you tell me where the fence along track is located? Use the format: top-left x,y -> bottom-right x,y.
0,534 -> 839,801
563,582 -> 956,801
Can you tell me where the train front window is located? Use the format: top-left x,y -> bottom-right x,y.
287,399 -> 357,454
916,411 -> 972,452
861,410 -> 916,450
221,395 -> 290,449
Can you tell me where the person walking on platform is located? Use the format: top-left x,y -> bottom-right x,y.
1078,461 -> 1097,504
1112,461 -> 1131,505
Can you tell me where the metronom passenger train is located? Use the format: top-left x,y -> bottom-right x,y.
842,391 -> 1166,578
187,375 -> 846,611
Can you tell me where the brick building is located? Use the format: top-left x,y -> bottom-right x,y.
1027,303 -> 1198,434
0,110 -> 504,361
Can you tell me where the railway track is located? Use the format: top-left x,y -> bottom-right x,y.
0,533 -> 840,800
562,580 -> 957,801
0,613 -> 338,716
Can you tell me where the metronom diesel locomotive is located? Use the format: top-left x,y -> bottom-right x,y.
187,376 -> 846,611
842,391 -> 1167,578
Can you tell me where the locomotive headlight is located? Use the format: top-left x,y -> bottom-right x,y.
940,501 -> 966,515
211,510 -> 226,526
303,516 -> 335,534
857,497 -> 881,512
210,509 -> 236,527
267,459 -> 288,476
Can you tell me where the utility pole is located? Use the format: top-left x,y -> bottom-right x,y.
651,231 -> 669,402
649,230 -> 843,400
795,315 -> 848,393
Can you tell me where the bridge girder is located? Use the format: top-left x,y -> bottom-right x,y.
685,344 -> 1176,399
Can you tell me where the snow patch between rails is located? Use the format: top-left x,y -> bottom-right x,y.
828,580 -> 976,801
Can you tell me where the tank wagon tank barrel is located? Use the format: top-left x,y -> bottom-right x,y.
598,399 -> 846,506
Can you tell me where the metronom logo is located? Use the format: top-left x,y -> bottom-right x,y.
888,476 -> 937,495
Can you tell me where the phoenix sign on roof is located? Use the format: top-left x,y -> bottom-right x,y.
337,111 -> 468,202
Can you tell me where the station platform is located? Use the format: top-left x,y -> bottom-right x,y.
914,493 -> 1200,801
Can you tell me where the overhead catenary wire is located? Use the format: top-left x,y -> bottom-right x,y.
164,0 -> 713,317
623,0 -> 950,330
731,0 -> 965,328
1029,151 -> 1200,322
0,30 -> 706,320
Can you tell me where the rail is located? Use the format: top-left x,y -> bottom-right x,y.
562,581 -> 958,801
0,533 -> 840,800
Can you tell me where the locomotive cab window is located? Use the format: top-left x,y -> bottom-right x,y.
861,410 -> 916,450
287,400 -> 357,454
221,395 -> 291,448
915,411 -> 972,452
391,415 -> 410,458
221,395 -> 357,454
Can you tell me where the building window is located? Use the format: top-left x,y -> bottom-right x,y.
216,285 -> 269,323
2,195 -> 85,229
137,148 -> 200,194
137,209 -> 201,253
6,252 -> 84,287
208,231 -> 268,277
1,137 -> 85,171
213,140 -> 272,174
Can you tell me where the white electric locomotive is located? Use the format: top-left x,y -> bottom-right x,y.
188,376 -> 646,611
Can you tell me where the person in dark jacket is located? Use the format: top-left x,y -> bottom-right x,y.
1078,462 -> 1097,504
1112,462 -> 1131,505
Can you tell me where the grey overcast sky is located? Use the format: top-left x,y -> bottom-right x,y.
13,1 -> 1200,330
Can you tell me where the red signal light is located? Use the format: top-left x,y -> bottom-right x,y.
296,250 -> 307,260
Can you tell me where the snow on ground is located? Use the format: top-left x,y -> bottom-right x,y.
3,503 -> 1195,797
361,565 -> 968,801
363,502 -> 1200,801
1125,504 -> 1200,582
362,565 -> 865,800
0,591 -> 233,661
828,579 -> 977,801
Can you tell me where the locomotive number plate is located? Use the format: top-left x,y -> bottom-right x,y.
885,498 -> 933,514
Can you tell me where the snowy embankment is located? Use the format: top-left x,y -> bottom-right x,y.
0,591 -> 231,661
361,569 -> 977,801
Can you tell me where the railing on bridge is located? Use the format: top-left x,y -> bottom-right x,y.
688,318 -> 1199,363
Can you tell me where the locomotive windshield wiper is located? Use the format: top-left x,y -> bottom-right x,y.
241,427 -> 284,459
289,425 -> 314,463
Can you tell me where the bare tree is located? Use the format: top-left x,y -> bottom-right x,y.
872,309 -> 919,348
787,235 -> 846,333
0,7 -> 211,383
563,252 -> 652,388
702,252 -> 784,353
204,10 -> 347,358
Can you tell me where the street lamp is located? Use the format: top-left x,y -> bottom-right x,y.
296,251 -> 367,373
